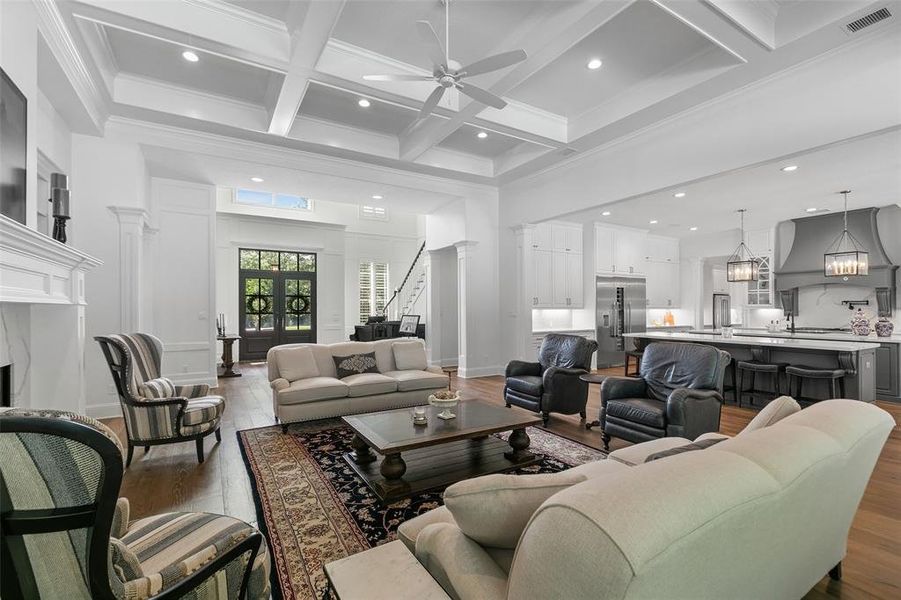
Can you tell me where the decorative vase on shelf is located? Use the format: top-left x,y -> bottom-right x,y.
875,316 -> 895,338
850,309 -> 871,336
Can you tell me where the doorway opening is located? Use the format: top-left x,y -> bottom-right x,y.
239,248 -> 317,360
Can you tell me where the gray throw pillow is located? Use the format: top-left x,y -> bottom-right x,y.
644,437 -> 724,462
333,352 -> 379,379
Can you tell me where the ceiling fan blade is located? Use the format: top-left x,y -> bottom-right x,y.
455,83 -> 507,110
415,20 -> 447,69
459,49 -> 527,77
363,74 -> 435,82
418,86 -> 445,120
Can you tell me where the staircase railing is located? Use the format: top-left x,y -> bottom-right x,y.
383,241 -> 426,318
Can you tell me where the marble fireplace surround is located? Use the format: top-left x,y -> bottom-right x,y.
0,215 -> 101,413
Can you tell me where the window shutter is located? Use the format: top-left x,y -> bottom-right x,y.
359,262 -> 390,323
359,262 -> 372,324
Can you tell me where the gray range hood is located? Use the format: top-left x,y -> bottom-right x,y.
775,207 -> 898,290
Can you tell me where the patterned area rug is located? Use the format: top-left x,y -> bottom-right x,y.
238,418 -> 605,600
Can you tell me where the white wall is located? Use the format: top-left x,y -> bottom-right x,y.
424,191 -> 502,377
428,247 -> 458,366
344,231 -> 422,336
215,211 -> 420,358
150,178 -> 217,385
70,134 -> 149,416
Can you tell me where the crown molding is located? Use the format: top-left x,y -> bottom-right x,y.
32,0 -> 108,133
183,0 -> 288,34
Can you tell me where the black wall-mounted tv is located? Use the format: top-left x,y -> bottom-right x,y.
1,67 -> 27,225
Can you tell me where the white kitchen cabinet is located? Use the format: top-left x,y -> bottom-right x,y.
595,224 -> 647,274
526,224 -> 584,308
646,260 -> 681,308
532,223 -> 553,251
739,228 -> 775,306
566,252 -> 583,307
552,252 -> 568,305
551,222 -> 582,253
532,249 -> 553,307
643,234 -> 680,308
595,225 -> 616,272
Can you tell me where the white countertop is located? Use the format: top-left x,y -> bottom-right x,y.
532,328 -> 594,334
729,328 -> 901,344
623,331 -> 882,352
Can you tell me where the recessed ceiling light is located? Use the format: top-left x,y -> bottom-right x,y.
587,58 -> 603,70
781,165 -> 798,172
477,131 -> 488,139
182,50 -> 199,63
250,177 -> 264,183
601,211 -> 611,216
673,192 -> 686,198
649,220 -> 658,224
371,194 -> 383,200
689,226 -> 698,231
358,98 -> 371,108
806,207 -> 818,213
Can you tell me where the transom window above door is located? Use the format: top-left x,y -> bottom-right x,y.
240,249 -> 316,272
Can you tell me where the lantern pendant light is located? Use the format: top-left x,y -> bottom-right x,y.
727,209 -> 760,282
824,190 -> 869,278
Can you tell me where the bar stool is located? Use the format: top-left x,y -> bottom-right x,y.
722,360 -> 739,405
737,359 -> 788,407
785,365 -> 846,403
624,350 -> 643,377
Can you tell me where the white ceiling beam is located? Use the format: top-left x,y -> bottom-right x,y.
704,0 -> 779,50
268,0 -> 346,136
33,0 -> 109,133
69,0 -> 289,72
398,0 -> 636,162
650,0 -> 772,62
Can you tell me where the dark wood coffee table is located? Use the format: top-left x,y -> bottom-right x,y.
343,400 -> 543,503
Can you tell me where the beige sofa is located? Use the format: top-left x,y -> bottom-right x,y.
267,339 -> 448,426
397,399 -> 894,600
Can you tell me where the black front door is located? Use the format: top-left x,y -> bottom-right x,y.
239,249 -> 316,361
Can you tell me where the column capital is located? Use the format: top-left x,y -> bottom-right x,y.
108,206 -> 150,227
454,240 -> 478,257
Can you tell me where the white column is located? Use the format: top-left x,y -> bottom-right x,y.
424,249 -> 441,367
455,241 -> 477,377
108,207 -> 150,333
512,225 -> 536,361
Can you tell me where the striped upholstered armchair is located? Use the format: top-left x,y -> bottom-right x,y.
0,408 -> 270,599
95,333 -> 225,465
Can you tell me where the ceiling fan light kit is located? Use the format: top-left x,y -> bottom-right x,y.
363,0 -> 527,120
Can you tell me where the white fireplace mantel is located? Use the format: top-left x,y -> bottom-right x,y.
1,215 -> 103,414
0,215 -> 102,304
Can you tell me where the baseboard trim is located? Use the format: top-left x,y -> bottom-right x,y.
458,365 -> 503,378
86,402 -> 122,420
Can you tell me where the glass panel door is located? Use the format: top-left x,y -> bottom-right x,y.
239,248 -> 317,360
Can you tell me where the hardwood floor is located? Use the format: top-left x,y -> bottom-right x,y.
101,363 -> 901,599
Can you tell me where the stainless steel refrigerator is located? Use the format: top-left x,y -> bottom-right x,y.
595,275 -> 647,367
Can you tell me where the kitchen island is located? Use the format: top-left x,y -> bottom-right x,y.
624,331 -> 881,402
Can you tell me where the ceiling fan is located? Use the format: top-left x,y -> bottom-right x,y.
363,0 -> 527,120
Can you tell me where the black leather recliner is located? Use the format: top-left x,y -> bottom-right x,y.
504,334 -> 599,426
599,342 -> 731,450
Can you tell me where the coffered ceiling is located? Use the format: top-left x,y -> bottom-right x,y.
54,0 -> 897,186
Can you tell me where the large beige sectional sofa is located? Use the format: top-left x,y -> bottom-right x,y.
393,398 -> 894,599
267,339 -> 448,425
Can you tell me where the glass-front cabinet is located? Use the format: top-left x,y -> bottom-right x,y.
744,229 -> 774,307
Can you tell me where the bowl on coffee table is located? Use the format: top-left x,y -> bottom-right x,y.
428,390 -> 460,420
